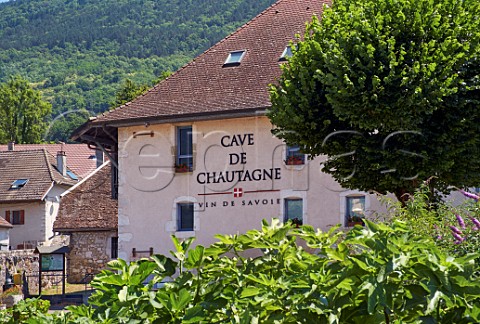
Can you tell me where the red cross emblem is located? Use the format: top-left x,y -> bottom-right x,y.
233,188 -> 243,198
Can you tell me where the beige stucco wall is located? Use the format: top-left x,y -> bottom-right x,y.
0,184 -> 68,249
0,202 -> 47,249
117,116 -> 388,261
44,185 -> 68,243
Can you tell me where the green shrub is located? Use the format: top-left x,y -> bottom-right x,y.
0,298 -> 50,323
68,219 -> 480,323
5,217 -> 480,323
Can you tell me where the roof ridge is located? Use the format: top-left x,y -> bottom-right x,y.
0,148 -> 48,153
103,0 -> 286,117
42,148 -> 56,183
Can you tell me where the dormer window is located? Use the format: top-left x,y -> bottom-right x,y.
224,50 -> 246,66
11,179 -> 28,189
279,46 -> 293,61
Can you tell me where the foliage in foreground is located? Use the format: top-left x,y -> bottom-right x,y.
0,297 -> 50,323
4,219 -> 480,323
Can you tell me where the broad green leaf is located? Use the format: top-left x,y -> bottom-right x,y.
183,305 -> 206,323
240,287 -> 261,298
171,289 -> 192,311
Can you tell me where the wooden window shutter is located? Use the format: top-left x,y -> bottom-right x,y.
5,211 -> 10,223
20,210 -> 25,225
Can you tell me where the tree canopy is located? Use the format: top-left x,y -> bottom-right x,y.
0,76 -> 51,144
110,79 -> 150,109
110,72 -> 171,109
268,0 -> 480,201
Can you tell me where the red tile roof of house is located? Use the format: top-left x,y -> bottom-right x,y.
54,162 -> 117,232
0,144 -> 99,179
89,0 -> 327,125
0,149 -> 78,202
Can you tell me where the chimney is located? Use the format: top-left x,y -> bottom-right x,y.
57,151 -> 67,176
95,149 -> 104,168
7,142 -> 14,151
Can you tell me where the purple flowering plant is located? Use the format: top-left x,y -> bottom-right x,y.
395,185 -> 480,258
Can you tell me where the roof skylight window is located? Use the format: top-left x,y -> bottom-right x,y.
66,170 -> 78,181
279,46 -> 293,61
224,50 -> 246,66
10,179 -> 28,189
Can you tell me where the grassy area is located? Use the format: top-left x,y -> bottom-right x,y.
40,283 -> 89,296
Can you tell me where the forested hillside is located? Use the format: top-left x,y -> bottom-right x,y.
0,0 -> 276,141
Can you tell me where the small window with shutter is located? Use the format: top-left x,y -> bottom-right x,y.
6,210 -> 25,225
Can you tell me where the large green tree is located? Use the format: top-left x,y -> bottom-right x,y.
268,0 -> 480,202
0,76 -> 52,144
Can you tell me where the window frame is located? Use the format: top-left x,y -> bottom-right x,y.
176,126 -> 193,171
7,210 -> 25,225
279,45 -> 293,61
224,50 -> 246,66
285,145 -> 305,165
10,179 -> 28,189
345,196 -> 366,226
284,198 -> 303,226
177,202 -> 194,232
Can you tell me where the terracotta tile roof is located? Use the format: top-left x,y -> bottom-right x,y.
0,144 -> 99,179
54,162 -> 117,232
0,149 -> 78,202
91,0 -> 327,125
0,217 -> 13,229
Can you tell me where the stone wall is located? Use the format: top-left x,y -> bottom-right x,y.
0,250 -> 38,293
0,250 -> 66,295
67,231 -> 116,283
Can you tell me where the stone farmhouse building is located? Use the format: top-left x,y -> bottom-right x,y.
73,0 -> 387,261
54,161 -> 117,283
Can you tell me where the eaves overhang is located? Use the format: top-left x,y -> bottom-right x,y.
0,199 -> 42,204
71,107 -> 269,148
54,227 -> 118,233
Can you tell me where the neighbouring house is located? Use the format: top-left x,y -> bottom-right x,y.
0,143 -> 103,178
72,0 -> 388,261
0,149 -> 79,249
54,161 -> 118,283
0,217 -> 13,250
